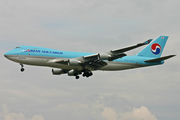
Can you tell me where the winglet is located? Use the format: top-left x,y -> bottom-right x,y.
137,39 -> 153,46
143,39 -> 153,44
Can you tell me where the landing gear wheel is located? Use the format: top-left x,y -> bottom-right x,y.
82,74 -> 86,77
82,69 -> 93,78
20,63 -> 25,72
75,76 -> 80,79
21,68 -> 24,72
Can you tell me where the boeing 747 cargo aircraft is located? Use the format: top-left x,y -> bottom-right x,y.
4,36 -> 175,79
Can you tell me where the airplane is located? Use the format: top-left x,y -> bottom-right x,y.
4,36 -> 175,79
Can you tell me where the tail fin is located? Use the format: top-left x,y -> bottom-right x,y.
137,36 -> 168,58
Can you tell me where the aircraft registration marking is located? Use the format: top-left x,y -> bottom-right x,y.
18,57 -> 26,59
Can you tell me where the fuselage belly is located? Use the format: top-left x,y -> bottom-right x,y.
6,55 -> 148,71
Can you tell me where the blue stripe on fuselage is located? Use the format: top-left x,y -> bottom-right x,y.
8,46 -> 163,66
16,46 -> 94,58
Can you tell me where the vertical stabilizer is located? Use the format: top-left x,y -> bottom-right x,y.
137,36 -> 168,58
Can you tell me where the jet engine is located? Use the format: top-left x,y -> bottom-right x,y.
68,59 -> 81,66
52,69 -> 64,75
68,69 -> 80,76
98,53 -> 112,60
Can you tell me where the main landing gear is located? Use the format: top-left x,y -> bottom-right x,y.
75,76 -> 80,79
82,69 -> 93,78
74,69 -> 93,79
20,63 -> 25,72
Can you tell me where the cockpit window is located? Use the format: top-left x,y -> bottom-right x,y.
15,47 -> 21,49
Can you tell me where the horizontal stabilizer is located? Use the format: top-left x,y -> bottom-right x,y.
144,55 -> 176,63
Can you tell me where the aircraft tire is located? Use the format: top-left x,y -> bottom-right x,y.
75,76 -> 80,79
21,68 -> 25,72
82,74 -> 86,77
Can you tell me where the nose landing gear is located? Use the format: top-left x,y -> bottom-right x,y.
21,68 -> 25,72
20,63 -> 25,72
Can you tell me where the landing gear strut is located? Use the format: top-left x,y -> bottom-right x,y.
20,63 -> 25,72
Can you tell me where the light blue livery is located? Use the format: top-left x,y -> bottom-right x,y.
4,36 -> 175,79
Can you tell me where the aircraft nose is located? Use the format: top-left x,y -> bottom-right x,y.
4,50 -> 15,59
4,52 -> 11,58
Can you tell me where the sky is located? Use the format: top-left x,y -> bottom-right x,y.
0,0 -> 180,120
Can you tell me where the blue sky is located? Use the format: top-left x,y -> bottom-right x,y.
0,0 -> 180,120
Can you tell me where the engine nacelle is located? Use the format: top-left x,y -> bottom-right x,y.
68,70 -> 76,76
52,69 -> 64,75
98,53 -> 112,60
68,59 -> 81,66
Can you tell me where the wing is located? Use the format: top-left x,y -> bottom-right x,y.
48,39 -> 152,69
48,57 -> 107,70
82,39 -> 152,61
111,39 -> 153,53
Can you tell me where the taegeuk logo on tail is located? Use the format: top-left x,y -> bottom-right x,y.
151,43 -> 161,55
